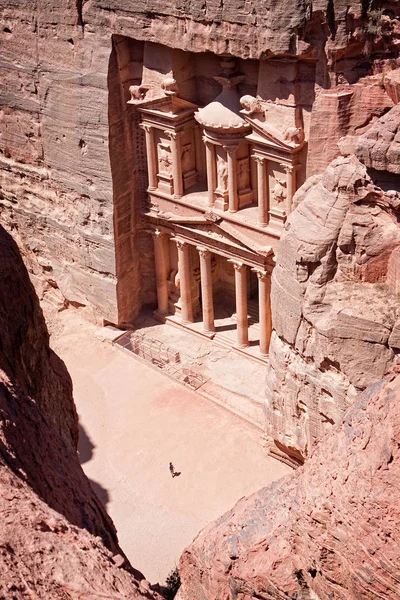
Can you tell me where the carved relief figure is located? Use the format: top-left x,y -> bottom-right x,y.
272,178 -> 287,204
158,144 -> 172,175
181,143 -> 193,174
216,155 -> 228,192
237,157 -> 250,191
240,95 -> 263,115
283,126 -> 304,146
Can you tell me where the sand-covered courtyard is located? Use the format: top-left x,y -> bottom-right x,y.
50,309 -> 291,585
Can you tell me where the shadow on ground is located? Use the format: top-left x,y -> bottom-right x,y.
78,422 -> 111,510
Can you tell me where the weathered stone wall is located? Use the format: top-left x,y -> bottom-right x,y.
179,370 -> 400,600
0,223 -> 162,598
265,145 -> 400,464
1,1 -> 400,324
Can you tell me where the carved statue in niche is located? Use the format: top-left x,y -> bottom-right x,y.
216,155 -> 228,192
158,144 -> 172,175
181,143 -> 192,174
272,178 -> 287,205
237,157 -> 250,192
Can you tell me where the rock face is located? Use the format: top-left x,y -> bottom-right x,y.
179,371 -> 400,600
0,224 -> 161,598
1,1 -> 400,324
265,154 -> 400,463
356,103 -> 400,174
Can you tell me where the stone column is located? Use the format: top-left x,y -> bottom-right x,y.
151,229 -> 169,316
140,124 -> 157,190
204,137 -> 216,208
255,156 -> 268,227
232,261 -> 249,348
255,269 -> 272,356
175,239 -> 193,324
283,163 -> 296,214
168,132 -> 183,199
197,246 -> 215,333
226,146 -> 238,213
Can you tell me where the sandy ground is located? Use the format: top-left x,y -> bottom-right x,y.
50,309 -> 291,585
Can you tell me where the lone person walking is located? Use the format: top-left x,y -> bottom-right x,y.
169,462 -> 176,478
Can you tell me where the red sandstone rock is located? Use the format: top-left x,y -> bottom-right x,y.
0,224 -> 160,596
356,104 -> 400,174
265,155 -> 400,462
179,371 -> 400,599
1,2 -> 400,325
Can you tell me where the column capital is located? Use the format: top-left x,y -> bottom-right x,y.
197,246 -> 211,259
229,259 -> 246,272
254,155 -> 266,165
150,228 -> 166,239
280,162 -> 295,174
172,238 -> 188,250
166,130 -> 181,141
252,268 -> 270,281
223,145 -> 238,155
140,123 -> 153,134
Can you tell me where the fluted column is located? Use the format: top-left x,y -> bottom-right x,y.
175,239 -> 193,324
255,156 -> 268,227
151,229 -> 169,316
197,247 -> 215,333
255,269 -> 272,356
168,132 -> 183,199
232,261 -> 249,348
204,137 -> 216,208
225,146 -> 238,213
140,124 -> 157,190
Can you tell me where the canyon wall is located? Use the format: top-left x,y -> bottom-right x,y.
179,369 -> 400,600
264,103 -> 400,465
1,1 -> 400,325
0,223 -> 161,597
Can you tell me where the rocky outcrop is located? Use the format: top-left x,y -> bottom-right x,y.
0,377 -> 162,600
265,155 -> 400,463
356,103 -> 400,174
179,370 -> 400,600
1,2 -> 400,325
0,224 -> 160,597
0,224 -> 77,447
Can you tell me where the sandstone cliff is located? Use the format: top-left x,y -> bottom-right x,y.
1,1 -> 399,323
0,224 -> 161,598
265,152 -> 400,463
179,370 -> 400,599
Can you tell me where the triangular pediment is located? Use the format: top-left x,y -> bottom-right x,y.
161,213 -> 273,258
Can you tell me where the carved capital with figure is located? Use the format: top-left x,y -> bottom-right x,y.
197,246 -> 211,259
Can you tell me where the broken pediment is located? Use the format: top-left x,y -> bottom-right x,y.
240,96 -> 306,151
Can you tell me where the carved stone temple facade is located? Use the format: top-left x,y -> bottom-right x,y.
128,52 -> 307,358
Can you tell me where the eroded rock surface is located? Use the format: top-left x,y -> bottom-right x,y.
179,371 -> 400,599
0,224 -> 160,598
265,155 -> 400,462
356,103 -> 400,174
1,1 -> 400,324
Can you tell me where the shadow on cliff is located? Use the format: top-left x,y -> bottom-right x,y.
0,225 -> 119,553
78,423 -> 111,511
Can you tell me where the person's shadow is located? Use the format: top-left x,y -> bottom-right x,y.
172,471 -> 181,478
